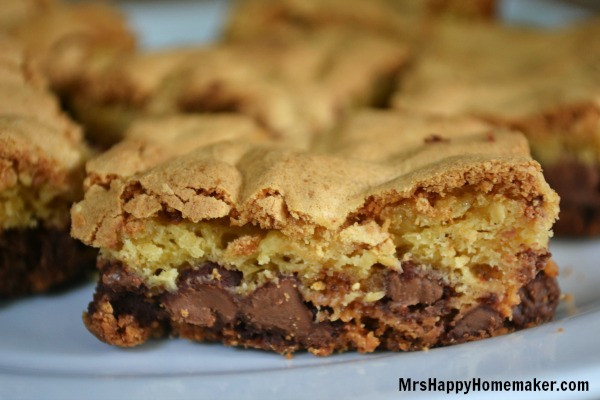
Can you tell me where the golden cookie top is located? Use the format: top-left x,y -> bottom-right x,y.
1,1 -> 135,93
393,20 -> 600,120
0,38 -> 89,225
71,110 -> 558,249
74,27 -> 410,146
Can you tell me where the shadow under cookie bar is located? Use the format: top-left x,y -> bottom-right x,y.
84,257 -> 558,355
0,226 -> 96,297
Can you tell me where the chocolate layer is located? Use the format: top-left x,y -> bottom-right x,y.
0,226 -> 97,297
543,160 -> 600,236
84,255 -> 558,355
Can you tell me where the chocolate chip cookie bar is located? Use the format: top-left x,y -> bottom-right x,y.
393,20 -> 600,236
73,110 -> 559,355
69,27 -> 409,147
1,0 -> 135,95
0,38 -> 95,297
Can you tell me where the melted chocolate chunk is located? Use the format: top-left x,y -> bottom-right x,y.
164,267 -> 316,340
512,271 -> 560,327
448,306 -> 503,342
242,279 -> 313,339
163,285 -> 237,327
162,264 -> 240,327
386,262 -> 444,306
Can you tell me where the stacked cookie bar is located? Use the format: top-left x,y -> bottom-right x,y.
0,0 -> 134,297
72,111 -> 559,354
393,20 -> 600,235
0,38 -> 95,296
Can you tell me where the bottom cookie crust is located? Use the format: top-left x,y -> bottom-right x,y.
0,226 -> 97,297
84,257 -> 559,355
543,160 -> 600,236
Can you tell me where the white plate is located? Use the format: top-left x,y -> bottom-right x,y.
2,1 -> 599,399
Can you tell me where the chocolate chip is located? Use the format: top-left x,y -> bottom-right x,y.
242,279 -> 313,339
163,285 -> 237,327
386,263 -> 444,306
512,271 -> 559,327
448,305 -> 503,341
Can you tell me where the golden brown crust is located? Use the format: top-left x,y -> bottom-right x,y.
84,114 -> 270,189
392,20 -> 600,163
0,37 -> 89,228
2,1 -> 135,94
70,28 -> 410,146
394,21 -> 600,117
71,110 -> 558,249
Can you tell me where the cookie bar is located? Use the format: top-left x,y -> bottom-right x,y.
0,38 -> 95,297
69,28 -> 409,147
73,110 -> 559,355
393,20 -> 600,236
224,0 -> 497,41
1,0 -> 135,95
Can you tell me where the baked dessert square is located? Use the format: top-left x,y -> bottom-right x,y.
73,110 -> 559,355
0,37 -> 95,297
0,0 -> 135,95
68,27 -> 409,147
393,20 -> 600,236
